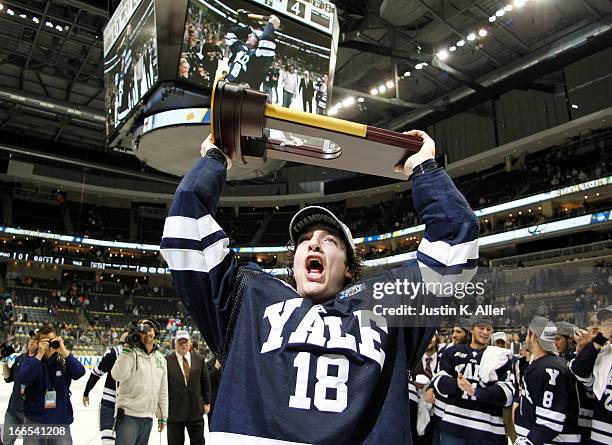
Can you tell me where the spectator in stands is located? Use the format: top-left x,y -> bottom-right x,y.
20,325 -> 86,444
2,331 -> 38,445
166,330 -> 210,445
111,319 -> 168,445
574,297 -> 585,327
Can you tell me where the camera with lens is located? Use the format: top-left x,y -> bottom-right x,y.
0,342 -> 16,360
126,320 -> 158,348
49,339 -> 61,350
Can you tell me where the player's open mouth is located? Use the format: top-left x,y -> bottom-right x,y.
306,256 -> 325,280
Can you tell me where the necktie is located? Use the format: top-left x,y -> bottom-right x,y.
424,356 -> 433,380
182,356 -> 190,385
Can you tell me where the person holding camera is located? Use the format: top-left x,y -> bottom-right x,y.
19,325 -> 86,445
111,319 -> 168,445
1,331 -> 39,445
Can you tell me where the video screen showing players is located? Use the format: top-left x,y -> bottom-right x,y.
179,0 -> 333,115
104,0 -> 159,137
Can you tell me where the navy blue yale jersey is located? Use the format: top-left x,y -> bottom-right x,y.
570,342 -> 612,445
160,149 -> 479,445
515,354 -> 580,445
84,345 -> 121,407
225,22 -> 276,89
431,344 -> 514,444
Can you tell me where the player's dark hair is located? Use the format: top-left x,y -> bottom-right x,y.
282,238 -> 364,290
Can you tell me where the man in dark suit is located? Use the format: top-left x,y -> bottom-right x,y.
166,330 -> 211,445
299,71 -> 315,113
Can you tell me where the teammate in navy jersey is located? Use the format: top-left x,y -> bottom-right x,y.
225,14 -> 280,90
570,306 -> 612,445
160,130 -> 479,444
515,317 -> 581,445
82,333 -> 127,445
431,317 -> 514,445
424,322 -> 470,445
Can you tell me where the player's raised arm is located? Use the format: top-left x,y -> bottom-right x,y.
388,130 -> 479,367
160,137 -> 238,359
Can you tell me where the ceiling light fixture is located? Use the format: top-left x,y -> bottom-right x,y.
449,46 -> 457,52
457,39 -> 465,47
467,32 -> 476,41
479,29 -> 488,37
437,49 -> 449,60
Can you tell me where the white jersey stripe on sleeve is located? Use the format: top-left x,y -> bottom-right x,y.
162,215 -> 223,241
536,406 -> 566,423
162,238 -> 230,273
418,237 -> 478,266
535,416 -> 564,432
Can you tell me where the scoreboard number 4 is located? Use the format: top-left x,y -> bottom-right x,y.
289,352 -> 349,413
287,0 -> 306,19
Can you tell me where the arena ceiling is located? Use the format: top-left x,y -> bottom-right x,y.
0,0 -> 611,183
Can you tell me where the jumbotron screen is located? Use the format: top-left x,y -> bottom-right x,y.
104,0 -> 159,137
178,0 -> 336,114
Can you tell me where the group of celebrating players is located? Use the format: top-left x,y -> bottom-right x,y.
409,310 -> 611,445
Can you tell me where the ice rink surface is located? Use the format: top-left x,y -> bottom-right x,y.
0,373 -> 211,445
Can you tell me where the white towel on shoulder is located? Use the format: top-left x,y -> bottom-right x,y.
593,343 -> 612,400
478,346 -> 513,383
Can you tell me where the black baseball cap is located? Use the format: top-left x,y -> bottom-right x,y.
289,206 -> 355,258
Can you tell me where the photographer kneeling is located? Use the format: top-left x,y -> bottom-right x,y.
19,325 -> 86,445
111,319 -> 168,445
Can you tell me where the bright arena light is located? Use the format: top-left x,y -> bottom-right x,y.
357,97 -> 365,103
467,33 -> 476,41
514,0 -> 526,7
457,39 -> 465,47
385,80 -> 394,88
378,85 -> 387,93
504,4 -> 513,12
342,97 -> 355,107
7,8 -> 14,15
415,63 -> 423,70
437,49 -> 449,60
479,29 -> 488,37
403,71 -> 411,77
496,9 -> 505,17
489,16 -> 496,23
449,46 -> 457,52
370,88 -> 379,95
